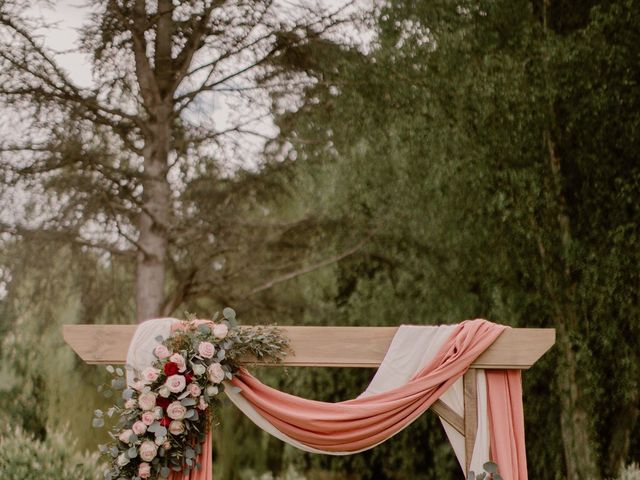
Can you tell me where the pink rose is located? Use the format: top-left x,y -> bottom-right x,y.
154,345 -> 171,359
141,367 -> 160,384
141,411 -> 155,426
139,440 -> 157,462
118,429 -> 134,444
213,323 -> 228,339
132,420 -> 147,435
169,353 -> 186,372
138,462 -> 151,479
163,441 -> 171,450
165,374 -> 186,393
169,420 -> 185,435
198,341 -> 215,358
166,401 -> 187,420
187,383 -> 201,397
197,396 -> 208,411
138,392 -> 157,411
207,363 -> 225,384
124,398 -> 136,409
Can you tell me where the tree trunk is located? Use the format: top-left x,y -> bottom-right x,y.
136,103 -> 172,322
545,135 -> 600,479
555,321 -> 599,479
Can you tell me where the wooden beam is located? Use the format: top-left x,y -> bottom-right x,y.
62,325 -> 555,369
432,399 -> 464,435
463,370 -> 478,474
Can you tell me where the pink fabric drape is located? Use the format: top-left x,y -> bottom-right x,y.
231,320 -> 505,453
167,319 -> 528,480
486,370 -> 528,479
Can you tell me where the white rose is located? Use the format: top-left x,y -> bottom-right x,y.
198,341 -> 215,359
169,420 -> 185,435
192,363 -> 206,376
138,392 -> 157,411
165,374 -> 186,393
158,386 -> 171,398
118,429 -> 134,444
154,435 -> 166,446
139,440 -> 158,462
166,401 -> 187,420
169,353 -> 186,372
117,452 -> 130,467
207,363 -> 225,384
141,367 -> 160,384
206,385 -> 219,396
213,323 -> 229,339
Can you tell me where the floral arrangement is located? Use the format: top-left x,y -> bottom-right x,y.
92,309 -> 289,480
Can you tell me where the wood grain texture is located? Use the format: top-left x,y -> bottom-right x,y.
432,399 -> 464,435
463,370 -> 478,474
62,324 -> 555,368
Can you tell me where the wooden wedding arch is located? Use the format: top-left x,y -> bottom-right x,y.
63,324 -> 555,473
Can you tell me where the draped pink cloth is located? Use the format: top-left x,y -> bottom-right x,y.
167,319 -> 528,480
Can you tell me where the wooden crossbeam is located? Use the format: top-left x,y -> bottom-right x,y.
63,325 -> 555,369
63,323 -> 555,470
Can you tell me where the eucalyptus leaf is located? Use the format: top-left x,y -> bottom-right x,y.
181,397 -> 196,407
92,417 -> 104,428
127,447 -> 137,459
222,307 -> 236,320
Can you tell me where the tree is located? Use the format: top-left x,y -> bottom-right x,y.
270,0 -> 640,478
0,0 -> 357,322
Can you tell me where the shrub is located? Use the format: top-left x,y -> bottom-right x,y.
0,426 -> 100,480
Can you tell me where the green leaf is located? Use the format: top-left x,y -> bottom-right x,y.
483,462 -> 498,474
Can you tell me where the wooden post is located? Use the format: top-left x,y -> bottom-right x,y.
463,369 -> 478,474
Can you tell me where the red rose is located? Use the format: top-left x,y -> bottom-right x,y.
164,362 -> 179,376
184,371 -> 193,384
156,396 -> 170,409
160,416 -> 171,427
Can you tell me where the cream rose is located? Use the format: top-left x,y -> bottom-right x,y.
213,323 -> 228,339
138,392 -> 157,411
139,440 -> 158,462
206,385 -> 219,396
141,367 -> 160,384
138,462 -> 151,479
154,344 -> 171,359
117,452 -> 130,467
165,374 -> 186,393
207,363 -> 225,384
169,420 -> 185,435
132,420 -> 147,435
166,401 -> 187,420
118,429 -> 134,444
187,383 -> 201,397
198,341 -> 215,358
124,398 -> 136,409
141,411 -> 155,426
169,353 -> 186,372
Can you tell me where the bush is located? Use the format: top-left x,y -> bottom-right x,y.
617,464 -> 640,480
0,426 -> 100,480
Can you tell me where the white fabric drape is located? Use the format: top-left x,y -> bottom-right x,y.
126,319 -> 491,470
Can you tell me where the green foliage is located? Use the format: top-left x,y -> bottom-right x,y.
0,426 -> 100,480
